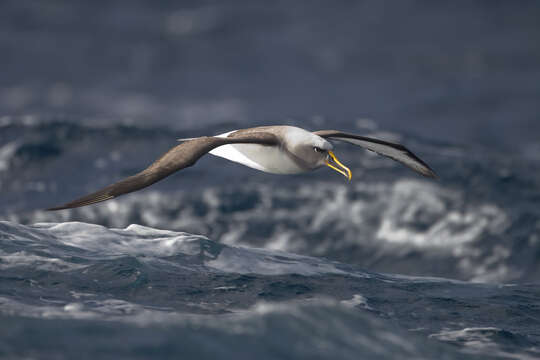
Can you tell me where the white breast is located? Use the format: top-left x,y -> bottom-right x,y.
208,131 -> 306,174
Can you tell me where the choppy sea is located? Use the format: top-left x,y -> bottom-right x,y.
2,1 -> 540,359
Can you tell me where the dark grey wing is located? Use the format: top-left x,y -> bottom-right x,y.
314,130 -> 437,178
47,133 -> 278,210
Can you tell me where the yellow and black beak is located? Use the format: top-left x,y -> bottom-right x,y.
325,151 -> 352,181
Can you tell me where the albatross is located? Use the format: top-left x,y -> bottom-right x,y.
47,125 -> 436,210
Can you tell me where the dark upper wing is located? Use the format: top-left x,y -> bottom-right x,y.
313,130 -> 437,178
47,133 -> 278,210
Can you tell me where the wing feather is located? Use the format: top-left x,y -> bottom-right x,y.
314,130 -> 437,178
47,133 -> 278,210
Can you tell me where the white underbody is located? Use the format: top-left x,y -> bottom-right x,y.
208,131 -> 306,174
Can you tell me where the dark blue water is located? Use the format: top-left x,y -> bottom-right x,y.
2,1 -> 540,359
1,221 -> 540,359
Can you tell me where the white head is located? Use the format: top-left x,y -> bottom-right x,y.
282,126 -> 352,179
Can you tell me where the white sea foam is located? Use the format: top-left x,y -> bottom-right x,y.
340,294 -> 373,310
376,180 -> 509,247
0,141 -> 18,172
0,250 -> 86,272
429,328 -> 540,360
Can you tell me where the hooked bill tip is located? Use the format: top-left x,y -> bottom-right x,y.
326,151 -> 352,181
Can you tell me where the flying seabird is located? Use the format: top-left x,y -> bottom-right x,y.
46,125 -> 436,210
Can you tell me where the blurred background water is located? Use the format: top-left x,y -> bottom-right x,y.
1,1 -> 540,359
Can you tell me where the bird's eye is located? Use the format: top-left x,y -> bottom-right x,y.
313,147 -> 322,153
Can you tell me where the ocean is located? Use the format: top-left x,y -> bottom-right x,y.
1,1 -> 540,359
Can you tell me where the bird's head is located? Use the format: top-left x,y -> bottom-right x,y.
286,129 -> 352,180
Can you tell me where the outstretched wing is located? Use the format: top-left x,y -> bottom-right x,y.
47,133 -> 278,210
314,130 -> 437,178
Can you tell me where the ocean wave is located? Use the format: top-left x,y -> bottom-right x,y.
1,221 -> 365,277
9,176 -> 523,282
0,297 -> 470,360
1,221 -> 539,359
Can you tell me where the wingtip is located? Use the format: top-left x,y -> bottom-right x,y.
45,194 -> 115,211
422,167 -> 439,180
45,203 -> 74,211
45,206 -> 69,211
